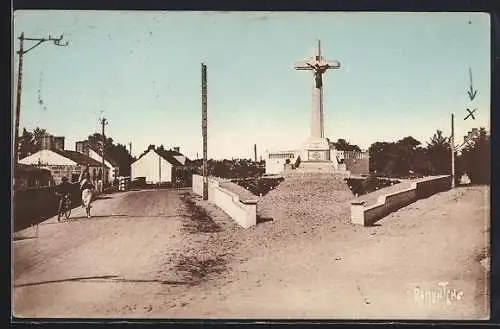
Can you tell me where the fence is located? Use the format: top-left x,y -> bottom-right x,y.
118,176 -> 131,191
351,175 -> 452,226
13,183 -> 82,232
192,174 -> 257,228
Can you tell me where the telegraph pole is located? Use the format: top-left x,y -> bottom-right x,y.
14,32 -> 68,166
451,113 -> 455,189
254,144 -> 257,163
129,142 -> 132,155
100,117 -> 108,191
201,63 -> 208,200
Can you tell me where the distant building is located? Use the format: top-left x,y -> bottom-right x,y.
75,140 -> 120,183
14,164 -> 55,190
456,128 -> 481,156
131,146 -> 189,184
264,146 -> 369,176
264,150 -> 301,175
19,134 -> 108,184
343,150 -> 369,176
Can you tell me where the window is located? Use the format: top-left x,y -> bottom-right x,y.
71,174 -> 79,182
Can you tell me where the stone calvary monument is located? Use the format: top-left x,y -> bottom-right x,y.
265,40 -> 369,175
294,39 -> 341,169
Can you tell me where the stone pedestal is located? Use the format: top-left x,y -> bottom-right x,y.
300,137 -> 331,162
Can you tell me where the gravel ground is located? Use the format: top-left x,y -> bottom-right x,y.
257,173 -> 353,223
163,185 -> 490,319
13,182 -> 490,319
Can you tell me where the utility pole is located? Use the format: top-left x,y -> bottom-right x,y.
129,142 -> 132,155
451,113 -> 455,189
201,63 -> 208,200
158,153 -> 161,185
14,33 -> 68,166
254,144 -> 257,163
100,117 -> 108,192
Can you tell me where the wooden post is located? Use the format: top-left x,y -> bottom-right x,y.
158,153 -> 161,186
451,113 -> 455,188
100,118 -> 107,193
202,63 -> 208,200
14,33 -> 25,167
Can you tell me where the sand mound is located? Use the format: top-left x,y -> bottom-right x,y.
258,173 -> 354,225
198,174 -> 357,261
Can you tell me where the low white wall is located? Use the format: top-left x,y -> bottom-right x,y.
351,175 -> 451,226
192,174 -> 257,228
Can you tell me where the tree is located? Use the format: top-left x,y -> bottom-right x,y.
426,130 -> 451,175
18,127 -> 47,159
332,138 -> 361,151
87,133 -> 133,176
396,136 -> 422,176
369,136 -> 429,177
32,127 -> 47,148
457,128 -> 490,184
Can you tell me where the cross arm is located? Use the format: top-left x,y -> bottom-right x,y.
323,60 -> 341,69
294,60 -> 313,70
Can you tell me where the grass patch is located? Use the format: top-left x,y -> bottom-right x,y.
345,176 -> 401,196
180,192 -> 221,233
174,254 -> 227,283
231,177 -> 284,196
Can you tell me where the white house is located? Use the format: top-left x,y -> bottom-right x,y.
264,150 -> 301,175
74,141 -> 120,183
131,147 -> 186,184
19,136 -> 107,184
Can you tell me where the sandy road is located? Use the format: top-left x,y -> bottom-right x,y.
12,185 -> 490,319
13,189 -> 191,318
157,186 -> 490,319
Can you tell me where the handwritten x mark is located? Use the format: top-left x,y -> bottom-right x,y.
464,108 -> 476,121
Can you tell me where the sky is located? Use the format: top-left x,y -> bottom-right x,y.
13,11 -> 490,160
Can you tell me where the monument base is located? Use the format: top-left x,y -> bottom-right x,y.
297,161 -> 335,172
293,137 -> 351,175
300,137 -> 331,162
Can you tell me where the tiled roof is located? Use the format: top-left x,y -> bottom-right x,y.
88,146 -> 120,166
52,149 -> 104,167
155,149 -> 184,167
135,148 -> 186,167
16,163 -> 51,173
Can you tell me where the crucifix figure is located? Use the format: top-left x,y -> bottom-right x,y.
294,40 -> 340,139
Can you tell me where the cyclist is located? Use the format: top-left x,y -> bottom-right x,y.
55,176 -> 72,221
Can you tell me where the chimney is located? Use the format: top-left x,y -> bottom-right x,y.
53,136 -> 65,150
40,134 -> 54,150
173,147 -> 180,153
472,128 -> 479,134
75,140 -> 89,156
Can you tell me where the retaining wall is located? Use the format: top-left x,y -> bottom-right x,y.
351,175 -> 452,226
13,183 -> 82,232
192,174 -> 257,228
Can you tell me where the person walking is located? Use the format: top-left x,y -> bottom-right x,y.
97,168 -> 103,193
80,172 -> 95,218
79,165 -> 90,208
79,165 -> 94,218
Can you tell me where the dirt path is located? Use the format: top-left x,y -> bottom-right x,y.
154,186 -> 489,319
13,185 -> 490,319
13,189 -> 194,318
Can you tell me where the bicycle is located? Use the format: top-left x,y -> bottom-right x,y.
57,193 -> 72,221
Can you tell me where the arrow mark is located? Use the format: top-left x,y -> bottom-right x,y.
467,68 -> 478,101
